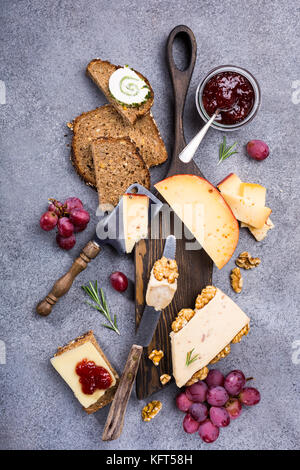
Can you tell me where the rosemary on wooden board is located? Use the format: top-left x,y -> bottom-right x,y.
82,281 -> 120,335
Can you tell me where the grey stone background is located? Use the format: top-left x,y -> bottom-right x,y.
0,0 -> 299,451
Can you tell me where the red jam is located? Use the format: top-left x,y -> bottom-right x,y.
75,359 -> 112,395
202,71 -> 255,125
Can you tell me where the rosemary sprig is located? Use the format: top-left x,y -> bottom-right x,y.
81,281 -> 120,335
218,136 -> 238,164
185,348 -> 199,367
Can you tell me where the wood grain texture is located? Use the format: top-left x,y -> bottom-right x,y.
135,26 -> 213,399
102,344 -> 143,441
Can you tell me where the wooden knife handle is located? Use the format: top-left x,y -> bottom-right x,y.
36,240 -> 101,316
102,344 -> 143,441
166,25 -> 197,162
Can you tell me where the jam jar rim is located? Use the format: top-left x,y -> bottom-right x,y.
195,65 -> 261,131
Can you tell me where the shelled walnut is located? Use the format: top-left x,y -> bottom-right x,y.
232,323 -> 250,343
231,267 -> 243,293
185,367 -> 209,386
195,286 -> 217,309
171,308 -> 195,333
160,374 -> 171,385
236,251 -> 261,269
148,349 -> 164,366
153,257 -> 179,284
210,344 -> 231,364
142,401 -> 162,422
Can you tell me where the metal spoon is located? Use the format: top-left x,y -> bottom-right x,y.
179,104 -> 235,164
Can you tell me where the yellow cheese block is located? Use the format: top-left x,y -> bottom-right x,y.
123,194 -> 149,253
51,342 -> 116,409
221,191 -> 271,229
155,175 -> 239,269
241,217 -> 274,241
217,173 -> 242,195
240,183 -> 266,206
170,288 -> 250,388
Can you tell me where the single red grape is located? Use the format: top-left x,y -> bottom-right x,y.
64,197 -> 83,212
205,369 -> 225,388
110,272 -> 128,292
57,217 -> 74,238
70,208 -> 90,227
56,233 -> 76,250
175,392 -> 193,412
246,140 -> 269,161
73,223 -> 88,233
209,406 -> 230,428
185,381 -> 208,403
198,419 -> 220,443
183,413 -> 200,434
239,387 -> 261,406
224,370 -> 246,396
189,403 -> 208,423
207,386 -> 229,407
225,397 -> 242,419
40,211 -> 58,231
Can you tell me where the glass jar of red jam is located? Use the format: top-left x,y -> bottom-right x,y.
196,65 -> 261,131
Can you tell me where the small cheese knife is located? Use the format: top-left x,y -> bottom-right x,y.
102,235 -> 176,441
36,184 -> 162,316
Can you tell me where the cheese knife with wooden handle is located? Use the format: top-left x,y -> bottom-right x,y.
102,235 -> 176,441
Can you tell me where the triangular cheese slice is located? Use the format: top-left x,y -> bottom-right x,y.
123,194 -> 149,253
170,288 -> 250,388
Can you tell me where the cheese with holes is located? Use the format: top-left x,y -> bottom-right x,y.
123,194 -> 149,253
51,342 -> 116,408
155,175 -> 239,269
218,174 -> 274,239
240,183 -> 266,205
221,191 -> 271,228
217,173 -> 242,195
170,289 -> 250,388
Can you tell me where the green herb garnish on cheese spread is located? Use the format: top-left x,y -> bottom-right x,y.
108,66 -> 150,106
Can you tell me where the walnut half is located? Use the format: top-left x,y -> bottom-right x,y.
231,267 -> 243,293
153,257 -> 179,284
185,367 -> 209,386
160,374 -> 171,385
142,401 -> 162,422
236,251 -> 261,269
148,349 -> 164,366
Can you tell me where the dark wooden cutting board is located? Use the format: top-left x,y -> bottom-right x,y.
135,26 -> 213,400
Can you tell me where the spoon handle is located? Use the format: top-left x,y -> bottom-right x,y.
179,111 -> 218,163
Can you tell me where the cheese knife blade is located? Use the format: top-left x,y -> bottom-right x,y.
135,235 -> 176,347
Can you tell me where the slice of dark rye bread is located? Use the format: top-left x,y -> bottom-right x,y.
54,331 -> 119,414
71,104 -> 167,187
86,59 -> 154,125
91,136 -> 150,207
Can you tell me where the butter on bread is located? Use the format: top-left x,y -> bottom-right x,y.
51,331 -> 119,414
170,287 -> 250,388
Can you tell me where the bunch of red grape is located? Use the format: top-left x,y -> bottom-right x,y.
39,197 -> 90,250
176,369 -> 260,444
